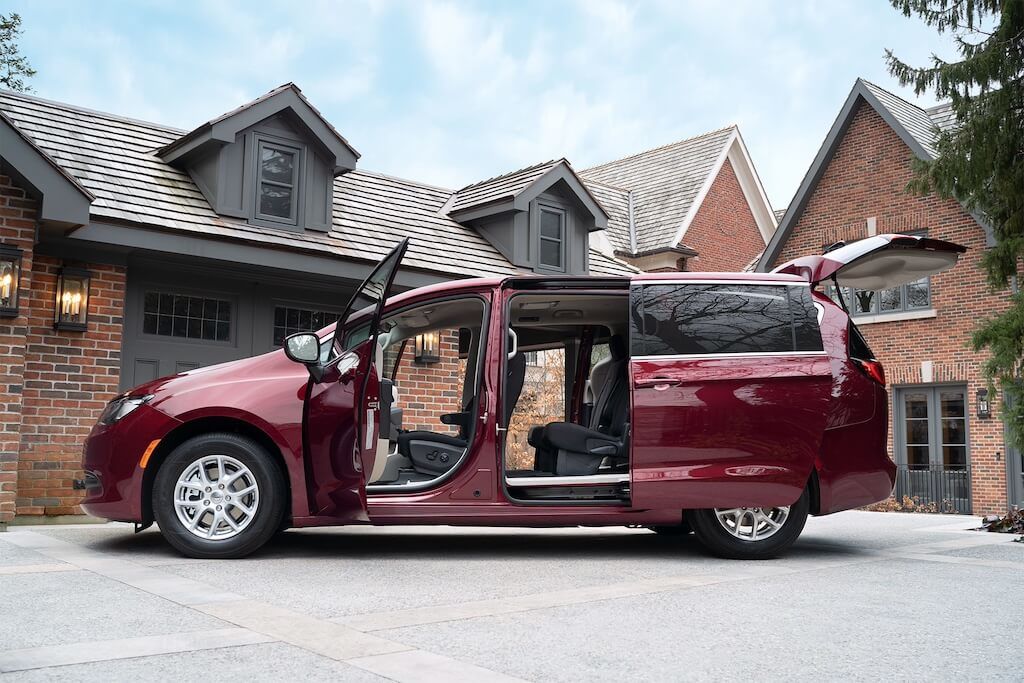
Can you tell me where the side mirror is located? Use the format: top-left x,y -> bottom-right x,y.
284,332 -> 321,364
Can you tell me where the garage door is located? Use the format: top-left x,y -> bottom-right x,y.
120,263 -> 345,391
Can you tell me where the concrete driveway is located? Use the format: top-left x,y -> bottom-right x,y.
0,511 -> 1021,681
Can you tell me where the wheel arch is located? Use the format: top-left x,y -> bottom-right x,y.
141,416 -> 293,527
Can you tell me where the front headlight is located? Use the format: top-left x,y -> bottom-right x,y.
98,394 -> 153,425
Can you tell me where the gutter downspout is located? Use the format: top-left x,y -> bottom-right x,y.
627,190 -> 637,255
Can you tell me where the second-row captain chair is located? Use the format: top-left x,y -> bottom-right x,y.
527,334 -> 630,476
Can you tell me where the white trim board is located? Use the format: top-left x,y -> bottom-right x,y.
670,128 -> 777,249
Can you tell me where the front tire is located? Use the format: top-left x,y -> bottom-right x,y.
687,488 -> 809,560
153,433 -> 285,559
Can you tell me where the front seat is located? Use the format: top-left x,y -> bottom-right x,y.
396,336 -> 528,476
528,334 -> 629,476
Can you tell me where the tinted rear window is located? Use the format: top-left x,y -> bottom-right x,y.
848,321 -> 875,360
630,284 -> 824,356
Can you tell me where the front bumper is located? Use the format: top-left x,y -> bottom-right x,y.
79,403 -> 182,522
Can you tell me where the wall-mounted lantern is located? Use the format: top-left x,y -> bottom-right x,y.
54,267 -> 91,331
414,330 -> 440,364
976,388 -> 992,420
0,245 -> 23,317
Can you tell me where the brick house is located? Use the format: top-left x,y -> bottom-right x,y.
0,85 -> 773,525
583,126 -> 777,273
758,79 -> 1022,514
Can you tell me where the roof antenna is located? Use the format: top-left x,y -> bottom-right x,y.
823,240 -> 846,254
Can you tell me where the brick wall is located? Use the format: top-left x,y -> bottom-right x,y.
765,100 -> 1015,514
392,330 -> 464,436
0,173 -> 126,520
17,257 -> 125,516
683,157 -> 766,272
0,175 -> 36,526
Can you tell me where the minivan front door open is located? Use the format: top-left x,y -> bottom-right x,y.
303,238 -> 409,520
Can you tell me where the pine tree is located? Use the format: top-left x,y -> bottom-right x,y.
0,13 -> 36,92
886,0 -> 1024,447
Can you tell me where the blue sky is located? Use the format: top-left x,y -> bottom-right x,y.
7,0 -> 959,208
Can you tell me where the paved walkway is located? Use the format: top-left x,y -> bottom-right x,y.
0,512 -> 1021,681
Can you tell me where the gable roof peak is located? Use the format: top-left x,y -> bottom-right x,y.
581,125 -> 737,174
579,124 -> 777,255
448,157 -> 607,229
454,158 -> 564,194
757,77 -> 990,271
157,81 -> 359,172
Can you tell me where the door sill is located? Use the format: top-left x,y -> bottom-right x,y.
504,473 -> 630,487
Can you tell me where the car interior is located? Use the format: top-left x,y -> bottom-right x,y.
502,292 -> 632,503
363,290 -> 633,502
366,298 -> 487,490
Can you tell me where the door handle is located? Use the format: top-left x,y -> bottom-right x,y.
636,377 -> 681,390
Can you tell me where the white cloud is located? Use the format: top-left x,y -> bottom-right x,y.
8,0 -> 963,206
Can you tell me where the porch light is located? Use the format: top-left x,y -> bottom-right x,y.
976,388 -> 991,420
0,245 -> 22,317
414,330 -> 440,364
54,267 -> 91,331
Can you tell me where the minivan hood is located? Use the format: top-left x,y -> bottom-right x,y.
127,349 -> 298,402
772,234 -> 967,289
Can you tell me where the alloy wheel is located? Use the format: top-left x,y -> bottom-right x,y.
173,454 -> 260,540
713,506 -> 790,542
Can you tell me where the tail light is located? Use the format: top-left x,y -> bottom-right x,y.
854,358 -> 886,386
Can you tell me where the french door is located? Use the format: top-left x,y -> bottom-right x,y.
895,386 -> 971,513
1007,392 -> 1024,508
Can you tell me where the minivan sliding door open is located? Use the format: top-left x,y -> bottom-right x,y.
501,291 -> 631,503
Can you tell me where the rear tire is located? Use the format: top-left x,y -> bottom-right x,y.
153,433 -> 285,559
687,488 -> 809,560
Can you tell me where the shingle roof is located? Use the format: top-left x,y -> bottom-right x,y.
861,80 -> 944,157
0,90 -> 634,278
157,82 -> 359,163
450,159 -> 562,213
580,126 -> 735,254
926,102 -> 957,134
583,180 -> 632,253
589,247 -> 639,275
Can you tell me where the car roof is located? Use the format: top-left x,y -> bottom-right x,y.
389,270 -> 806,306
322,270 -> 810,339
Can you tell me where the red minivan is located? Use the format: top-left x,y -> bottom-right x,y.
81,234 -> 966,559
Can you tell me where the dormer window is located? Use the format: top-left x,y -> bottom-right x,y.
256,138 -> 300,224
538,206 -> 566,271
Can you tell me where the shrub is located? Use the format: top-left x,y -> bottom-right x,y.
863,495 -> 959,514
980,508 -> 1024,542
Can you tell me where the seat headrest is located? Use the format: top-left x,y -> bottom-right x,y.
608,334 -> 627,361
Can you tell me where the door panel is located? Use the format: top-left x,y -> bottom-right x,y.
302,238 -> 408,520
304,341 -> 378,519
630,355 -> 832,509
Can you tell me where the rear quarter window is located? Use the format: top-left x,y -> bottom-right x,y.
630,283 -> 824,356
848,321 -> 876,361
